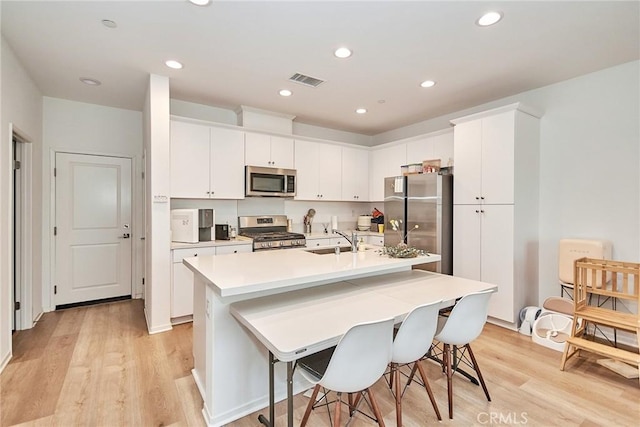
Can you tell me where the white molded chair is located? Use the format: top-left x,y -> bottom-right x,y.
298,317 -> 395,427
433,289 -> 493,419
390,300 -> 443,426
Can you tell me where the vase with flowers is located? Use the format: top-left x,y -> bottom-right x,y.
378,219 -> 429,258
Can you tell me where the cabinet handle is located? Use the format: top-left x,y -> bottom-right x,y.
233,250 -> 238,253
475,210 -> 479,213
481,196 -> 485,200
475,196 -> 479,200
194,253 -> 198,256
481,210 -> 485,213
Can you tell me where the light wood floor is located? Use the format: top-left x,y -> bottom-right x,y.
1,299 -> 638,426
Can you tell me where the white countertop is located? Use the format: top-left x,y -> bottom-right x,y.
171,236 -> 252,250
184,248 -> 440,299
304,230 -> 384,239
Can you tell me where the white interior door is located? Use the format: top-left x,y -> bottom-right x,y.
55,153 -> 132,306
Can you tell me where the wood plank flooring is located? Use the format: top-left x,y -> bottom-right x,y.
1,299 -> 638,426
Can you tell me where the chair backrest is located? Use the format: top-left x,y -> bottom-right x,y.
558,239 -> 611,285
319,317 -> 394,393
435,290 -> 493,346
392,300 -> 442,364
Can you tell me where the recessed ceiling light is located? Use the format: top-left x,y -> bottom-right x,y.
279,89 -> 292,97
79,77 -> 101,86
334,47 -> 352,59
476,11 -> 503,27
165,60 -> 183,69
420,80 -> 436,88
355,108 -> 367,114
101,19 -> 117,29
188,0 -> 211,6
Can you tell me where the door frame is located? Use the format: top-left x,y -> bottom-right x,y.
10,124 -> 33,331
49,149 -> 139,309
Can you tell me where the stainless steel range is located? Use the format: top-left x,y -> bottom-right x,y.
238,215 -> 306,251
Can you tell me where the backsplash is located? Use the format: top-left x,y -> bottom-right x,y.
169,198 -> 377,232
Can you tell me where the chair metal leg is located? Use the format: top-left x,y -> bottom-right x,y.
300,385 -> 320,427
444,343 -> 453,419
367,388 -> 386,427
466,344 -> 491,402
416,360 -> 442,420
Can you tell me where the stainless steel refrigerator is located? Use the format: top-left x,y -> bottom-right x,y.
384,173 -> 453,274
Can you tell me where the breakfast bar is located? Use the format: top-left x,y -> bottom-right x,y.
184,248 -> 441,426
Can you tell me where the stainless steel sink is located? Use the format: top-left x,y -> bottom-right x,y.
305,246 -> 352,255
305,246 -> 373,255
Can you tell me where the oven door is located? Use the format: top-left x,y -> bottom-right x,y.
245,166 -> 296,197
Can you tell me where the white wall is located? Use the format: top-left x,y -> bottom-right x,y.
42,97 -> 144,310
144,74 -> 172,334
373,61 -> 640,305
0,36 -> 44,370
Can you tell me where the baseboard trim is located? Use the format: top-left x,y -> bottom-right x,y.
0,350 -> 12,374
487,316 -> 517,331
144,308 -> 173,335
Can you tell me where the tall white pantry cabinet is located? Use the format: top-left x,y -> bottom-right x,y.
451,103 -> 541,327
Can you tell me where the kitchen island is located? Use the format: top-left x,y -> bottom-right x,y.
184,248 -> 440,427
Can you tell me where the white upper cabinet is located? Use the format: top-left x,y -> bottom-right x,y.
369,144 -> 406,201
406,131 -> 453,167
295,139 -> 342,201
453,110 -> 515,205
170,121 -> 212,199
245,132 -> 294,169
210,127 -> 245,199
170,120 -> 245,199
341,146 -> 369,201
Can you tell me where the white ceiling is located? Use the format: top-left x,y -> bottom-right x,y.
2,1 -> 638,135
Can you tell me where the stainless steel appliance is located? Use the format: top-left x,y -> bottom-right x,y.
215,224 -> 230,240
171,208 -> 215,243
238,215 -> 306,251
198,209 -> 214,241
384,173 -> 453,274
245,165 -> 296,197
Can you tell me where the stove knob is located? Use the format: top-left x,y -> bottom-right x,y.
280,241 -> 285,246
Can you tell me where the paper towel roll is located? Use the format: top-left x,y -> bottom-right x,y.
330,216 -> 338,231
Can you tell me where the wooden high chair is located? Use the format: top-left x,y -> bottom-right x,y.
560,258 -> 640,384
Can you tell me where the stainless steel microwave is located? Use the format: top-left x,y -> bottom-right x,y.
245,165 -> 296,197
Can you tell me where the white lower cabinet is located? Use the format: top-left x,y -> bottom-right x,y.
453,204 -> 517,323
305,237 -> 332,247
171,244 -> 252,320
366,235 -> 385,246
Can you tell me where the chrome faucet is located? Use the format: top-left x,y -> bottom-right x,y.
332,229 -> 358,252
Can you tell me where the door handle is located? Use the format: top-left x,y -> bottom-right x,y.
120,233 -> 131,239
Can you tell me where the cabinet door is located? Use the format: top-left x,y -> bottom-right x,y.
210,127 -> 245,199
318,144 -> 342,200
216,244 -> 252,255
481,111 -> 515,204
453,205 -> 481,280
171,262 -> 193,318
481,205 -> 515,322
172,262 -> 194,318
369,144 -> 406,201
342,146 -> 369,201
305,237 -> 332,247
244,132 -> 271,167
294,139 -> 319,200
270,136 -> 294,169
170,121 -> 211,198
453,119 -> 482,205
406,137 -> 433,165
432,132 -> 454,167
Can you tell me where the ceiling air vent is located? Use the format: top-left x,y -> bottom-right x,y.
289,73 -> 325,88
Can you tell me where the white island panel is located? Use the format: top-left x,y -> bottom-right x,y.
184,248 -> 441,298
